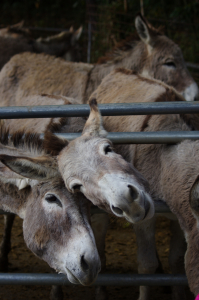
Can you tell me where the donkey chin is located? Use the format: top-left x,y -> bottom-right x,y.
63,266 -> 100,286
56,261 -> 101,286
50,243 -> 101,286
98,174 -> 155,223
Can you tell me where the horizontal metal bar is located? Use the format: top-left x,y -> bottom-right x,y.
186,62 -> 199,70
154,200 -> 170,213
0,102 -> 199,119
0,273 -> 187,286
0,210 -> 14,215
54,131 -> 199,144
28,26 -> 70,33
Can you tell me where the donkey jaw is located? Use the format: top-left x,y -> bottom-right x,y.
63,267 -> 79,284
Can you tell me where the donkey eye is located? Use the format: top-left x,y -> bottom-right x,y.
72,184 -> 82,192
104,145 -> 112,155
163,62 -> 176,68
45,194 -> 62,207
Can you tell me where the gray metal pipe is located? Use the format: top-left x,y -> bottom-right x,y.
0,273 -> 187,286
186,62 -> 199,70
54,131 -> 199,144
0,101 -> 199,119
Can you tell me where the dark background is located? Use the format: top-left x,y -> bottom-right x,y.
0,0 -> 199,64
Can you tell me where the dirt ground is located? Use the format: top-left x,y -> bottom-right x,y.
0,215 -> 194,300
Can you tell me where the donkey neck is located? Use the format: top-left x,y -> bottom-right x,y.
85,41 -> 146,101
159,140 -> 199,233
133,114 -> 199,235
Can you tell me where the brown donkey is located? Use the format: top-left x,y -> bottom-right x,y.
0,14 -> 197,106
0,126 -> 101,287
89,68 -> 199,299
0,21 -> 82,70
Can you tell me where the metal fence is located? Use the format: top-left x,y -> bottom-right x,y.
0,101 -> 198,287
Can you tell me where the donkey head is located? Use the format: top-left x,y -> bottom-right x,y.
135,14 -> 198,101
0,145 -> 100,286
34,26 -> 83,61
0,20 -> 31,39
57,99 -> 154,223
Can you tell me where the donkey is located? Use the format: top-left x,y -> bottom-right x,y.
89,68 -> 199,299
0,126 -> 101,287
0,20 -> 31,38
0,95 -> 154,290
0,21 -> 82,70
0,14 -> 197,104
3,96 -> 154,224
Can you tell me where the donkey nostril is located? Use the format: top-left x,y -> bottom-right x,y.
111,205 -> 123,215
81,255 -> 89,272
128,185 -> 138,201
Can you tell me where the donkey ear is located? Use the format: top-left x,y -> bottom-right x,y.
69,26 -> 74,33
82,98 -> 107,138
135,14 -> 157,46
0,154 -> 59,181
190,175 -> 199,217
10,20 -> 25,30
0,161 -> 30,190
73,26 -> 83,41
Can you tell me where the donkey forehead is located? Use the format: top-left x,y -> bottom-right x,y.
59,137 -> 144,176
153,37 -> 183,59
61,137 -> 111,155
36,180 -> 76,204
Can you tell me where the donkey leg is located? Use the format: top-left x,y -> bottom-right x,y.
169,220 -> 187,300
134,216 -> 158,300
91,212 -> 109,300
50,285 -> 63,300
0,214 -> 15,271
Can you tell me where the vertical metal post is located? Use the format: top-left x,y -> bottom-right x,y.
87,22 -> 92,63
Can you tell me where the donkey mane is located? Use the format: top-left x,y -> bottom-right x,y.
140,89 -> 197,132
111,68 -> 199,133
97,34 -> 139,64
0,125 -> 46,157
7,26 -> 30,38
0,122 -> 69,158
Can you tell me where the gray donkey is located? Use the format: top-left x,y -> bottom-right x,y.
89,68 -> 199,300
0,96 -> 155,300
0,125 -> 101,287
0,20 -> 82,70
0,14 -> 197,105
